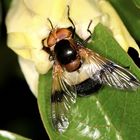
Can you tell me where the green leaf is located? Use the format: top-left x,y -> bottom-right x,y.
108,0 -> 140,41
38,24 -> 140,140
0,130 -> 31,140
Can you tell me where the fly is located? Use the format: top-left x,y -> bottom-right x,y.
42,6 -> 140,133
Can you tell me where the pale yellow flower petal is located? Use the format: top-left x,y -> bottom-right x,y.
7,32 -> 31,59
18,57 -> 38,97
24,0 -> 68,20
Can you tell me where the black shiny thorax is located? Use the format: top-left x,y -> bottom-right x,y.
54,39 -> 77,65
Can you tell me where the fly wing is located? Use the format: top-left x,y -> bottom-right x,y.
98,62 -> 140,89
51,63 -> 76,133
79,47 -> 140,90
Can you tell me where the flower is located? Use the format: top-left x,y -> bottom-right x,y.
6,0 -> 140,96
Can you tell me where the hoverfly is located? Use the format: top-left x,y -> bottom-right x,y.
42,6 -> 140,133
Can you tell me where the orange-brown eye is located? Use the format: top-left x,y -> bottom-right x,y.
47,32 -> 57,47
56,28 -> 72,40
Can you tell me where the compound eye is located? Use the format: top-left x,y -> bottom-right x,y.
47,34 -> 56,47
56,28 -> 72,40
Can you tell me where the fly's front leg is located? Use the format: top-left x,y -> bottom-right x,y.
67,5 -> 76,38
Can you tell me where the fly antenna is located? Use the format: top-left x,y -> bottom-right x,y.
47,18 -> 54,29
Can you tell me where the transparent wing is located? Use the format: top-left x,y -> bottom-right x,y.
98,62 -> 140,89
51,63 -> 76,133
79,47 -> 140,90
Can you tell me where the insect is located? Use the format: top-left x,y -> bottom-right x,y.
42,6 -> 140,133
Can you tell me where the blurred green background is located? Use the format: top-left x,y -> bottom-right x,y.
0,0 -> 48,139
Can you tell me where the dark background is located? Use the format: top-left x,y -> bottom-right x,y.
0,1 -> 48,139
0,0 -> 140,140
